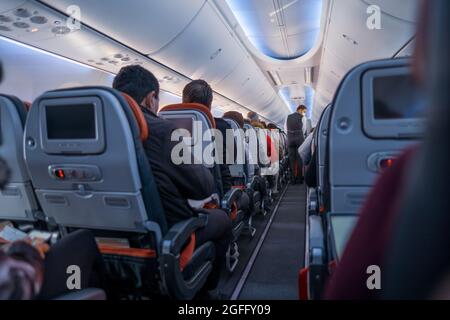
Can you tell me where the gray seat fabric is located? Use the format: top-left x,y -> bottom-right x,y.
327,58 -> 419,214
23,86 -> 166,234
23,87 -> 215,299
0,94 -> 39,222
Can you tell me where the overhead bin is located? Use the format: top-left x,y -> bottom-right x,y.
149,2 -> 242,86
0,0 -> 290,124
40,0 -> 205,54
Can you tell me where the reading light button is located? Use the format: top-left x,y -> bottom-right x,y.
54,169 -> 65,180
379,158 -> 395,170
49,165 -> 101,181
367,152 -> 400,173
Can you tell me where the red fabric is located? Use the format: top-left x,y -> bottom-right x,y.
160,103 -> 216,129
294,160 -> 299,177
121,93 -> 149,141
298,268 -> 309,300
267,135 -> 272,157
324,147 -> 418,300
229,202 -> 238,221
179,233 -> 196,271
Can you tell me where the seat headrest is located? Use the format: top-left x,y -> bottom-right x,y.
160,103 -> 216,129
120,93 -> 149,141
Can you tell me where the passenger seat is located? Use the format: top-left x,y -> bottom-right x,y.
23,87 -> 215,299
0,94 -> 41,224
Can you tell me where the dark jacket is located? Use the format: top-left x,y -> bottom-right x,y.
214,118 -> 233,194
286,112 -> 304,148
141,108 -> 216,227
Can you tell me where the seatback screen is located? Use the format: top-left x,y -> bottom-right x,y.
373,75 -> 426,120
46,104 -> 96,140
170,117 -> 193,135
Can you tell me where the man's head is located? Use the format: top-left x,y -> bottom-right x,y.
260,121 -> 267,129
182,80 -> 213,109
223,111 -> 244,129
247,111 -> 259,122
297,105 -> 307,116
267,123 -> 278,130
113,65 -> 160,114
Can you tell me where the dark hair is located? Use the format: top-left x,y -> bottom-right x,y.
113,65 -> 159,104
247,111 -> 259,121
267,123 -> 278,130
223,111 -> 244,129
297,104 -> 307,112
182,80 -> 213,108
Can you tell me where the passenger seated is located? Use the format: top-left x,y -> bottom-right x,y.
0,229 -> 106,300
0,63 -> 10,189
324,0 -> 443,299
222,110 -> 250,184
298,129 -> 314,167
0,61 -> 106,300
298,128 -> 317,188
112,67 -> 232,297
381,0 -> 448,300
222,111 -> 259,209
182,80 -> 250,215
241,114 -> 269,206
247,111 -> 263,129
266,123 -> 280,195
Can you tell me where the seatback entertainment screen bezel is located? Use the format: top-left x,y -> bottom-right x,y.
39,96 -> 105,154
362,66 -> 426,139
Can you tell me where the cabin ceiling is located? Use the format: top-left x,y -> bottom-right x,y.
0,0 -> 291,125
224,0 -> 323,60
0,0 -> 420,126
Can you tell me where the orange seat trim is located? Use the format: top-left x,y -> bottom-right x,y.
120,93 -> 149,141
230,201 -> 238,221
98,244 -> 157,259
160,103 -> 216,129
179,233 -> 196,271
298,267 -> 309,300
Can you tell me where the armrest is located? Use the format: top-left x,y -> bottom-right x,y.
54,288 -> 106,300
309,215 -> 325,265
307,215 -> 328,299
307,188 -> 318,214
162,216 -> 207,255
221,187 -> 243,211
159,215 -> 214,300
247,175 -> 260,190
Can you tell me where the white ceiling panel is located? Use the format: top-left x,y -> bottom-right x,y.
40,0 -> 205,54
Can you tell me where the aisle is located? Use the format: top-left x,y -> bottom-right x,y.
237,184 -> 306,300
